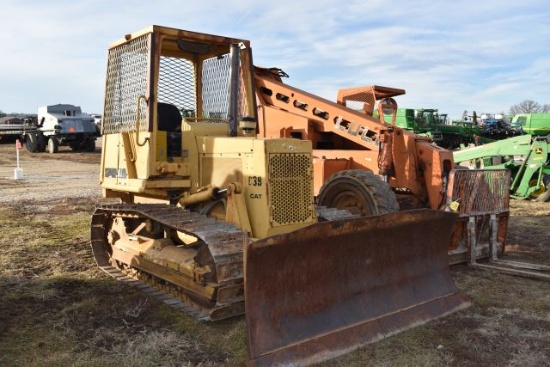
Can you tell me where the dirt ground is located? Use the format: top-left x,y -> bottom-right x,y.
0,142 -> 102,203
0,141 -> 549,366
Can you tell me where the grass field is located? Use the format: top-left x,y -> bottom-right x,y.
1,198 -> 549,366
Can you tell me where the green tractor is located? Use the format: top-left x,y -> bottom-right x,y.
377,109 -> 522,149
511,113 -> 550,136
453,134 -> 550,202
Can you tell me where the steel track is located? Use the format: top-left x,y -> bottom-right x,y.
91,203 -> 355,321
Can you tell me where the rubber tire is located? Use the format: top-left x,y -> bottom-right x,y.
317,170 -> 400,216
25,132 -> 39,153
69,142 -> 80,151
37,134 -> 47,152
534,174 -> 550,202
47,137 -> 59,154
85,138 -> 96,152
535,189 -> 550,202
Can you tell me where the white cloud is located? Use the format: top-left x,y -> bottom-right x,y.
0,0 -> 548,119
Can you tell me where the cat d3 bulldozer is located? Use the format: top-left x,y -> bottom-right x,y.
91,25 -> 472,366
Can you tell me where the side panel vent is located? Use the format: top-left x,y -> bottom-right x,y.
269,153 -> 314,226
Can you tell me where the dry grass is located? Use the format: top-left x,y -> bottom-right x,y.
0,198 -> 246,367
1,197 -> 549,366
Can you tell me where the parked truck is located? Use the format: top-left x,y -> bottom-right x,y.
0,104 -> 99,153
31,104 -> 98,153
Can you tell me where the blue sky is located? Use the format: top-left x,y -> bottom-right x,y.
1,0 -> 548,120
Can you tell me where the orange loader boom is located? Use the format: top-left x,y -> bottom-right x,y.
254,66 -> 454,211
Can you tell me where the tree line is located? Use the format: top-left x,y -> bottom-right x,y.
509,100 -> 550,114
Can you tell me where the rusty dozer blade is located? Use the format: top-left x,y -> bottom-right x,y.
245,209 -> 470,367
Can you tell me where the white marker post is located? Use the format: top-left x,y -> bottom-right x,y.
14,139 -> 23,179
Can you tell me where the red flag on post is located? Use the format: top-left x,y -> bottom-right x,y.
16,139 -> 22,150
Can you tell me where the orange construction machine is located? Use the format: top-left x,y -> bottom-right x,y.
254,67 -> 509,265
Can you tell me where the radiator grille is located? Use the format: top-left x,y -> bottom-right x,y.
447,169 -> 510,216
269,153 -> 314,226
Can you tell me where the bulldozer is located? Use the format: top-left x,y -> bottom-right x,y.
91,25 -> 474,366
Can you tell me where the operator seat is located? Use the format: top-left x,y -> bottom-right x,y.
157,102 -> 182,159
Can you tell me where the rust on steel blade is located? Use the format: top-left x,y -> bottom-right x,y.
245,209 -> 470,367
